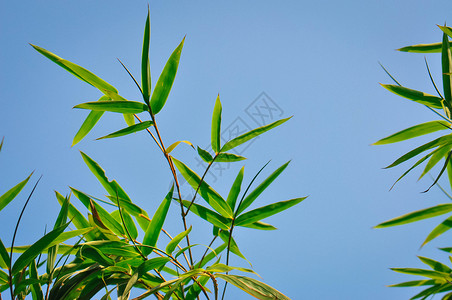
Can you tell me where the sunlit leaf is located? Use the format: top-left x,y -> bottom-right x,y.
215,152 -> 246,162
227,167 -> 244,210
166,226 -> 192,254
172,157 -> 232,217
219,230 -> 247,261
242,221 -> 277,230
373,121 -> 451,145
142,186 -> 173,256
47,194 -> 70,274
418,256 -> 452,273
381,84 -> 443,109
74,100 -> 148,114
236,197 -> 306,226
181,200 -> 231,230
0,239 -> 9,269
216,274 -> 291,300
237,161 -> 290,215
419,145 -> 452,180
197,146 -> 213,163
422,215 -> 452,247
441,29 -> 452,109
0,172 -> 32,212
29,259 -> 44,300
388,279 -> 437,287
375,204 -> 452,228
166,140 -> 194,153
221,117 -> 291,152
150,37 -> 185,114
141,8 -> 151,102
211,95 -> 222,153
391,268 -> 451,280
112,210 -> 138,241
398,42 -> 444,53
96,121 -> 154,140
195,243 -> 227,269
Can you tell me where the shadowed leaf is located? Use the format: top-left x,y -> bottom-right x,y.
216,153 -> 246,162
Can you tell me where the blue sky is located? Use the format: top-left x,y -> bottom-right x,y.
2,1 -> 452,299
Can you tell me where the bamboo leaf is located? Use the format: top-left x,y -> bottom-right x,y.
391,268 -> 451,280
0,239 -> 9,269
166,226 -> 192,254
381,84 -> 443,109
142,186 -> 173,256
74,100 -> 148,114
236,198 -> 306,226
141,8 -> 151,102
112,210 -> 138,241
96,121 -> 154,140
439,25 -> 452,39
388,279 -> 437,287
418,256 -> 452,273
29,259 -> 44,300
441,29 -> 452,108
81,245 -> 115,266
72,95 -> 110,146
172,157 -> 232,217
195,243 -> 227,269
237,161 -> 290,215
221,117 -> 291,152
0,172 -> 33,212
419,145 -> 452,180
421,215 -> 452,247
398,43 -> 444,53
219,230 -> 247,261
138,257 -> 171,275
227,167 -> 244,210
166,140 -> 194,154
197,146 -> 213,163
181,200 -> 231,230
47,194 -> 70,274
12,222 -> 70,275
242,221 -> 277,230
373,121 -> 451,145
215,152 -> 246,162
216,274 -> 291,300
211,95 -> 222,153
375,204 -> 452,228
150,37 -> 185,114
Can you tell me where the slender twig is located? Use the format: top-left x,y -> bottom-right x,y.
197,235 -> 218,268
425,57 -> 444,99
9,175 -> 41,300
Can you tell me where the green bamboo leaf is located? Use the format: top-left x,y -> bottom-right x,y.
79,152 -> 132,203
216,274 -> 291,300
96,121 -> 154,140
0,270 -> 7,285
215,152 -> 246,162
398,43 -> 444,53
29,260 -> 44,300
81,245 -> 115,266
375,204 -> 452,228
195,243 -> 227,269
138,257 -> 171,275
12,222 -> 70,275
385,134 -> 452,169
418,256 -> 452,273
422,215 -> 452,247
150,37 -> 185,114
142,186 -> 173,256
124,113 -> 135,127
391,268 -> 451,280
419,145 -> 452,180
185,276 -> 210,300
206,263 -> 256,275
141,8 -> 151,102
221,117 -> 291,152
181,200 -> 231,230
166,140 -> 194,154
388,279 -> 437,287
74,100 -> 148,114
390,150 -> 435,190
112,210 -> 138,240
237,161 -> 290,215
172,157 -> 232,217
381,84 -> 443,109
47,194 -> 70,274
211,95 -> 222,153
219,230 -> 247,261
242,221 -> 277,230
0,239 -> 9,269
235,197 -> 306,226
72,95 -> 110,146
441,29 -> 452,108
0,172 -> 32,212
197,146 -> 213,163
166,226 -> 192,254
373,121 -> 451,145
227,167 -> 244,210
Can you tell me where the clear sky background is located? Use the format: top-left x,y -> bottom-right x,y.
2,1 -> 452,299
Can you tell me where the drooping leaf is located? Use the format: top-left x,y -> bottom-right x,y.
172,157 -> 232,217
422,215 -> 452,247
373,121 -> 451,145
236,197 -> 306,226
96,121 -> 154,140
141,8 -> 151,103
439,25 -> 452,39
380,84 -> 443,109
12,222 -> 70,275
72,95 -> 110,146
166,140 -> 194,154
150,37 -> 185,114
221,117 -> 291,152
195,243 -> 227,269
216,274 -> 291,300
227,167 -> 244,210
211,95 -> 222,153
419,145 -> 452,180
418,256 -> 452,273
375,204 -> 452,228
181,200 -> 231,230
237,161 -> 290,215
197,146 -> 213,163
0,172 -> 32,212
215,152 -> 246,162
81,245 -> 115,266
166,226 -> 192,254
142,186 -> 173,256
74,101 -> 148,114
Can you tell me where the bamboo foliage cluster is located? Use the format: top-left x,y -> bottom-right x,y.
375,25 -> 452,299
0,10 -> 304,300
